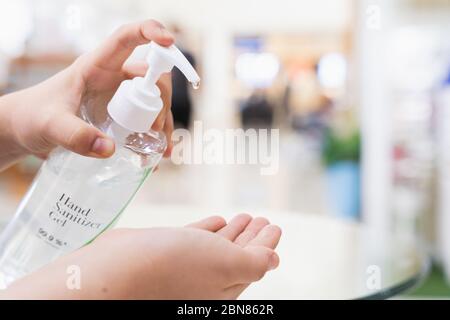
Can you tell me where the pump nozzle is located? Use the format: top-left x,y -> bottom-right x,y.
107,43 -> 200,133
144,42 -> 200,88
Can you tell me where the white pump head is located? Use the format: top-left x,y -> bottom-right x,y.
107,42 -> 200,133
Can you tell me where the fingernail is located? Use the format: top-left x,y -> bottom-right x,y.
91,137 -> 114,157
158,27 -> 173,41
268,252 -> 278,270
163,29 -> 174,39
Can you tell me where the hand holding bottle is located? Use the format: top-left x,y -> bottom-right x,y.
0,18 -> 283,300
0,19 -> 175,170
1,215 -> 282,299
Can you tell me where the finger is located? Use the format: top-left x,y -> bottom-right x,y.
152,73 -> 172,131
88,19 -> 174,72
34,153 -> 48,160
225,226 -> 282,298
246,224 -> 282,250
216,214 -> 252,241
163,111 -> 174,158
122,61 -> 148,79
234,217 -> 270,247
41,113 -> 115,158
185,216 -> 227,232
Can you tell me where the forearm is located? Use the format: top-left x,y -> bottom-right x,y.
0,93 -> 27,171
0,266 -> 92,300
0,242 -> 141,300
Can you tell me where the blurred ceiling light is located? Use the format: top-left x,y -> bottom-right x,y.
235,52 -> 280,88
0,0 -> 33,57
317,52 -> 347,89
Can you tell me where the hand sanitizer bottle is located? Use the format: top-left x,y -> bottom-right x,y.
0,43 -> 200,287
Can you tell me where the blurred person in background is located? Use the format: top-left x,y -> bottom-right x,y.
0,19 -> 281,299
241,89 -> 274,129
289,62 -> 332,143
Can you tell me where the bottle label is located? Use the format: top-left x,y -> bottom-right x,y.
33,191 -> 114,251
49,193 -> 103,230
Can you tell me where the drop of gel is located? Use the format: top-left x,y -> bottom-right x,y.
191,81 -> 200,90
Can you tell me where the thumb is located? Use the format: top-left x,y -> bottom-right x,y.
42,113 -> 115,158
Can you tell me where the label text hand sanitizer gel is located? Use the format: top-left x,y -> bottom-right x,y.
0,43 -> 200,287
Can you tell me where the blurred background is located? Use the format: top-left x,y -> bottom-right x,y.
0,0 -> 449,297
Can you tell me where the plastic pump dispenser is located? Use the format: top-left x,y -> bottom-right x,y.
108,42 -> 200,134
0,43 -> 200,288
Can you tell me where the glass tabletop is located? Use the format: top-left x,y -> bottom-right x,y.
325,226 -> 429,300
